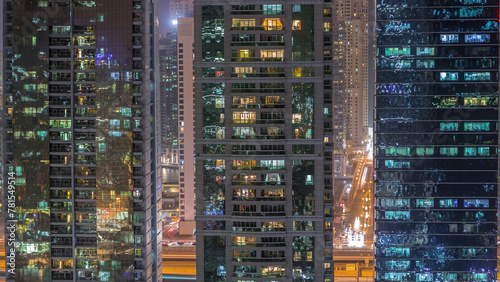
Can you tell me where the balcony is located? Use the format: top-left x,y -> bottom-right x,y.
51,202 -> 72,212
76,179 -> 97,188
51,167 -> 72,176
50,179 -> 72,188
52,272 -> 73,281
75,202 -> 96,212
76,237 -> 97,247
76,271 -> 98,281
50,97 -> 71,105
51,237 -> 73,246
232,211 -> 286,217
51,225 -> 72,235
75,225 -> 97,234
52,248 -> 73,258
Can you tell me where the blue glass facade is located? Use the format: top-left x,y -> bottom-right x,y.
375,0 -> 499,281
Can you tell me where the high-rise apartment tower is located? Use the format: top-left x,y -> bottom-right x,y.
177,17 -> 196,234
375,1 -> 499,281
194,1 -> 334,281
3,1 -> 162,281
333,0 -> 369,153
159,29 -> 180,163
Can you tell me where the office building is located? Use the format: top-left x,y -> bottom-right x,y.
177,17 -> 196,234
194,1 -> 334,281
375,1 -> 498,281
4,1 -> 162,281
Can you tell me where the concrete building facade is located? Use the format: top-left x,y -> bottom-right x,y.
194,1 -> 334,281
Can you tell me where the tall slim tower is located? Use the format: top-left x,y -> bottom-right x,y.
3,1 -> 162,281
177,17 -> 196,234
159,0 -> 193,162
159,29 -> 180,163
375,1 -> 498,281
194,1 -> 334,281
333,0 -> 369,154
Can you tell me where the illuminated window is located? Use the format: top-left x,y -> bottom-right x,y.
51,25 -> 71,34
464,199 -> 489,208
260,49 -> 284,61
379,198 -> 410,208
464,147 -> 477,156
416,47 -> 434,56
384,211 -> 410,220
293,67 -> 302,77
134,249 -> 142,258
464,72 -> 490,81
464,97 -> 490,107
384,160 -> 410,168
292,20 -> 302,30
50,120 -> 72,129
439,147 -> 458,156
262,4 -> 283,15
416,199 -> 434,208
233,67 -> 254,73
260,160 -> 285,170
215,98 -> 225,108
416,60 -> 435,69
232,67 -> 255,77
439,199 -> 458,208
264,127 -> 283,136
416,147 -> 434,156
440,34 -> 459,43
232,96 -> 256,106
74,36 -> 95,46
235,49 -> 252,58
440,122 -> 458,131
110,119 -> 120,129
231,19 -> 256,27
464,122 -> 489,131
465,34 -> 490,43
233,160 -> 257,170
216,129 -> 225,139
292,114 -> 302,123
263,96 -> 282,105
233,127 -> 255,137
261,18 -> 284,30
478,147 -> 490,156
232,111 -> 256,124
75,1 -> 96,7
385,147 -> 410,156
305,175 -> 314,185
384,47 -> 410,56
323,21 -> 331,32
439,97 -> 458,107
440,72 -> 458,81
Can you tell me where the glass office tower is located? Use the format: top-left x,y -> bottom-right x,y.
375,1 -> 499,281
3,1 -> 162,281
194,1 -> 334,281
